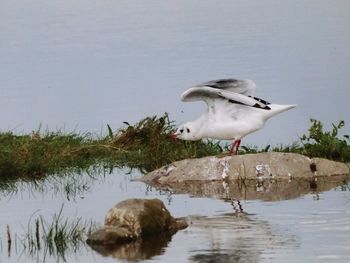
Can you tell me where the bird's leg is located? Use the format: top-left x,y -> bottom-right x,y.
229,139 -> 241,155
235,139 -> 241,155
229,140 -> 238,155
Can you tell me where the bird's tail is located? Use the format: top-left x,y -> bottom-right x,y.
264,104 -> 297,120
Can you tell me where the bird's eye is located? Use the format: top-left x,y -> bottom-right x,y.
187,128 -> 190,133
180,129 -> 184,133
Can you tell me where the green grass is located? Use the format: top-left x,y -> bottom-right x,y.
239,119 -> 350,163
5,205 -> 97,261
299,119 -> 350,162
0,114 -> 349,186
108,113 -> 222,172
0,113 -> 222,186
0,130 -> 109,183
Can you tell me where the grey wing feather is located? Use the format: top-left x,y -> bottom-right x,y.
181,85 -> 270,110
181,86 -> 219,102
195,78 -> 256,96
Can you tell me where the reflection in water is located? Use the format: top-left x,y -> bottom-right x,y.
7,225 -> 11,258
145,175 -> 349,202
88,211 -> 296,263
191,250 -> 260,263
0,165 -> 349,262
187,213 -> 296,263
0,165 -> 114,202
89,233 -> 172,262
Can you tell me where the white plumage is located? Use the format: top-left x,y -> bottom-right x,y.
172,79 -> 296,154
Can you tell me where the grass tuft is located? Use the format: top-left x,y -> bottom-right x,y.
109,113 -> 222,171
239,119 -> 350,163
0,114 -> 349,187
299,119 -> 350,162
22,205 -> 97,260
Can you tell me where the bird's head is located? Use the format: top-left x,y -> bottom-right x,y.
170,122 -> 198,141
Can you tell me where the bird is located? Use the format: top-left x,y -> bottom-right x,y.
171,78 -> 297,155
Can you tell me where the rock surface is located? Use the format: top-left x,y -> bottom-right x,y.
87,198 -> 187,246
139,152 -> 349,183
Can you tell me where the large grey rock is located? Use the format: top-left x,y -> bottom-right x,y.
87,198 -> 187,247
140,152 -> 349,183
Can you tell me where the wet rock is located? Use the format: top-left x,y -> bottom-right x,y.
140,152 -> 349,183
87,226 -> 134,246
87,198 -> 187,247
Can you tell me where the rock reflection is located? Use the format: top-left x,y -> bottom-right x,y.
144,175 -> 349,202
89,233 -> 172,261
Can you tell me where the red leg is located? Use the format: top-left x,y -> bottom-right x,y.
230,139 -> 241,155
235,139 -> 241,155
229,140 -> 238,155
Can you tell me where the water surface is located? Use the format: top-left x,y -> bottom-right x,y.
0,169 -> 349,262
1,1 -> 350,262
1,0 -> 350,145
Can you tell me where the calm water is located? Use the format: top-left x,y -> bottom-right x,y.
0,170 -> 349,263
1,1 -> 350,262
1,0 -> 350,146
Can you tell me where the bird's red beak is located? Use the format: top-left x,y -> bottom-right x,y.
169,133 -> 178,140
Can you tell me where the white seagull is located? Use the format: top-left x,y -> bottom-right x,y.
171,78 -> 297,155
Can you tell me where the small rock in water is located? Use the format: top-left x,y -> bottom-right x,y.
87,198 -> 187,247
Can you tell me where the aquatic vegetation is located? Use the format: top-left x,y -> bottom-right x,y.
299,119 -> 350,162
239,119 -> 350,163
5,206 -> 98,261
108,113 -> 223,172
0,115 -> 348,189
239,142 -> 303,155
0,113 -> 222,185
0,130 -> 109,183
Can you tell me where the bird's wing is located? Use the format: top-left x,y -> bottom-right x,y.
181,86 -> 270,110
195,79 -> 256,97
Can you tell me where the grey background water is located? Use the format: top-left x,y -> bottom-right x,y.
1,170 -> 349,263
1,1 -> 350,262
1,0 -> 349,146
